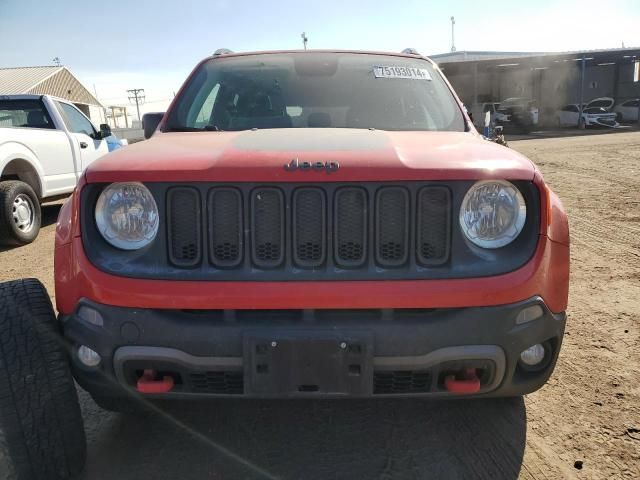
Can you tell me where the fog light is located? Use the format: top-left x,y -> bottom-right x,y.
520,343 -> 545,366
77,345 -> 101,367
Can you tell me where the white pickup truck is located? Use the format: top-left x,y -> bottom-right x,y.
0,94 -> 111,245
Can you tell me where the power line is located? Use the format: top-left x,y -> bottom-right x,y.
97,95 -> 174,103
127,88 -> 146,121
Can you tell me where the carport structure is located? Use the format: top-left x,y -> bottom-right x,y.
432,48 -> 640,126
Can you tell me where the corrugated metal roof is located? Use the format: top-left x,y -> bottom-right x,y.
0,66 -> 61,94
0,66 -> 101,106
431,47 -> 640,65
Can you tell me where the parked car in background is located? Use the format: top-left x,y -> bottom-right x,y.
495,98 -> 539,132
613,98 -> 640,122
0,94 -> 111,245
470,102 -> 501,129
556,104 -> 618,127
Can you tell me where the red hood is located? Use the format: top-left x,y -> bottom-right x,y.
86,129 -> 536,183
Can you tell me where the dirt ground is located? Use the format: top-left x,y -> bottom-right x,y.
0,132 -> 638,479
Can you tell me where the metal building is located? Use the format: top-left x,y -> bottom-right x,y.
0,65 -> 103,120
432,48 -> 640,126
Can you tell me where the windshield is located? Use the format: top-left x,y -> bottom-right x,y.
584,107 -> 609,114
165,53 -> 465,132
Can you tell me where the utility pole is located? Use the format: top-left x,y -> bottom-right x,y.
578,55 -> 586,128
634,60 -> 640,126
301,32 -> 308,50
127,88 -> 145,122
450,17 -> 456,52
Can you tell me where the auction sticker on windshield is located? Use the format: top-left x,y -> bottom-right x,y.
373,66 -> 432,80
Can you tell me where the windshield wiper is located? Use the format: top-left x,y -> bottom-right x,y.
164,125 -> 223,132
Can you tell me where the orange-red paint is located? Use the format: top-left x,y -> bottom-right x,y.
53,51 -> 570,317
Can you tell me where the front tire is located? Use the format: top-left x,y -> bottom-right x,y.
0,181 -> 42,246
0,279 -> 86,479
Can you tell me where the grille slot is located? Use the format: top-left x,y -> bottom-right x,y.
251,188 -> 285,268
209,188 -> 243,267
417,187 -> 451,265
167,187 -> 201,267
376,187 -> 409,267
374,370 -> 431,394
334,187 -> 367,268
293,188 -> 326,268
189,371 -> 244,394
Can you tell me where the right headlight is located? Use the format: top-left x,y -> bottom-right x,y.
459,180 -> 526,249
95,182 -> 159,250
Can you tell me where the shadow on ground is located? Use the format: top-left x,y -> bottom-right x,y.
79,392 -> 526,480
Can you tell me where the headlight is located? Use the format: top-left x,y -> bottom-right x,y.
459,180 -> 526,248
95,182 -> 159,250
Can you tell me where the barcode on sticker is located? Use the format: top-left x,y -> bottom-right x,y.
373,66 -> 432,80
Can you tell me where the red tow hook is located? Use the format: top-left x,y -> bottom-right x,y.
136,369 -> 174,394
444,368 -> 481,394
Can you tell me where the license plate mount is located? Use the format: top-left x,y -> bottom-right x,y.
244,331 -> 373,396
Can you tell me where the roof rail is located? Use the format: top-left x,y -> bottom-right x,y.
213,48 -> 234,56
401,48 -> 421,55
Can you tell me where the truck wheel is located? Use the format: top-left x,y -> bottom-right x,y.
0,181 -> 42,246
0,279 -> 86,479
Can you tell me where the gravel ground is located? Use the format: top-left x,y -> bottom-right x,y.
0,132 -> 639,479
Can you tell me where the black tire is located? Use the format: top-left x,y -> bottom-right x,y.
0,279 -> 86,479
0,181 -> 41,246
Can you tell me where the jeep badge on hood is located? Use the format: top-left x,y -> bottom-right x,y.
284,158 -> 340,173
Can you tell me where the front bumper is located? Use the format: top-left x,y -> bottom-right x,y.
62,296 -> 565,400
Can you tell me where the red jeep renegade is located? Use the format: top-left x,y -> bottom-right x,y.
0,49 -> 569,479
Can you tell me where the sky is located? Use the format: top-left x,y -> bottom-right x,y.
1,0 -> 639,116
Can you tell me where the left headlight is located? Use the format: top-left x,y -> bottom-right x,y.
95,182 -> 159,250
459,180 -> 526,249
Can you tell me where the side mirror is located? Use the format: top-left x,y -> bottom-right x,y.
99,123 -> 111,139
142,112 -> 165,139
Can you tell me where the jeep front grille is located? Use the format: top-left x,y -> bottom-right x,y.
166,183 -> 451,272
83,180 -> 541,281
